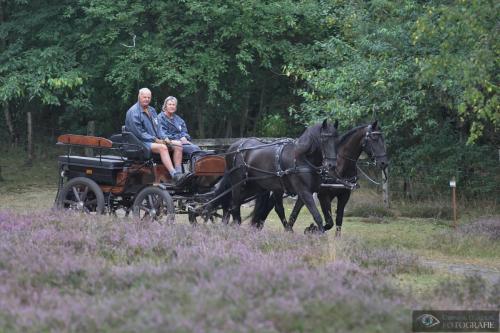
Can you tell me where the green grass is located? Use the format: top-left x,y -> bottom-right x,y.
1,146 -> 499,309
0,147 -> 58,212
264,203 -> 500,302
0,146 -> 59,189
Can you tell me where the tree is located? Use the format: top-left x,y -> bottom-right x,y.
285,0 -> 499,197
0,1 -> 85,155
413,0 -> 499,144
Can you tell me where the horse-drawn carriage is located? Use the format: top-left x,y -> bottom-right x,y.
55,120 -> 388,234
55,127 -> 226,222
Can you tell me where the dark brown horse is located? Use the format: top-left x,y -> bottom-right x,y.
253,121 -> 388,235
216,120 -> 339,232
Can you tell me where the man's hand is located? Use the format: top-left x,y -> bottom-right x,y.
171,140 -> 182,147
154,138 -> 164,144
180,137 -> 190,144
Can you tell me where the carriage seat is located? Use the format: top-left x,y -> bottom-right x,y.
109,127 -> 198,164
109,128 -> 152,161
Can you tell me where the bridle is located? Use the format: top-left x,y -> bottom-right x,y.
335,125 -> 389,184
361,125 -> 388,181
362,125 -> 387,162
319,128 -> 337,173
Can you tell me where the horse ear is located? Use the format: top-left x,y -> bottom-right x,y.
372,120 -> 378,129
322,119 -> 328,129
334,119 -> 339,129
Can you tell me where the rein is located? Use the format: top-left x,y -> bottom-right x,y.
356,164 -> 387,185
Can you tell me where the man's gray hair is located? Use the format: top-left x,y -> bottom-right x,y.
138,87 -> 151,99
162,96 -> 178,111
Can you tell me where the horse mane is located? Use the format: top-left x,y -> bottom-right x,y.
338,124 -> 367,147
295,123 -> 322,156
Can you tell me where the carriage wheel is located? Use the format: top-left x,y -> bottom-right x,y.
132,186 -> 175,223
56,177 -> 105,214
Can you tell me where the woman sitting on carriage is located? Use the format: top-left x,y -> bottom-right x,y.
158,96 -> 201,158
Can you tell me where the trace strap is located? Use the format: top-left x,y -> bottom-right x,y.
356,164 -> 387,185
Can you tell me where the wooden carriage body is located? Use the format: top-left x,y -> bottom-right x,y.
55,131 -> 226,219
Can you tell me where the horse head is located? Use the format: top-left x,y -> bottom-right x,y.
295,119 -> 339,172
320,119 -> 339,172
362,121 -> 388,171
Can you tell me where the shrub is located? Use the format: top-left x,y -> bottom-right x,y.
459,217 -> 500,240
399,202 -> 454,220
338,236 -> 429,275
255,113 -> 289,137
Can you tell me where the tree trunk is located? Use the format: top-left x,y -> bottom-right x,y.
382,168 -> 389,208
26,111 -> 33,166
403,177 -> 413,199
225,117 -> 232,138
196,93 -> 205,138
3,101 -> 17,146
239,92 -> 250,137
252,84 -> 266,135
1,4 -> 17,147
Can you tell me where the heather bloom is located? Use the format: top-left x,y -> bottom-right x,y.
459,217 -> 500,240
0,210 -> 497,332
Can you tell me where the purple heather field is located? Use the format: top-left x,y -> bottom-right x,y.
0,210 -> 498,332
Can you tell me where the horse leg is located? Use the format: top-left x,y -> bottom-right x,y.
288,198 -> 304,231
319,192 -> 334,231
298,191 -> 324,233
230,185 -> 243,225
251,191 -> 271,228
222,208 -> 231,224
271,191 -> 289,231
335,191 -> 351,237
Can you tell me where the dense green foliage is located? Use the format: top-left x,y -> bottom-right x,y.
0,0 -> 498,198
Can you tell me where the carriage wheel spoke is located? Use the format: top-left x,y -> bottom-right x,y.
139,205 -> 152,219
72,187 -> 81,201
83,206 -> 91,214
80,186 -> 89,201
64,199 -> 77,205
147,195 -> 155,210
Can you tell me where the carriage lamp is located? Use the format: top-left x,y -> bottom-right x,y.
86,169 -> 93,175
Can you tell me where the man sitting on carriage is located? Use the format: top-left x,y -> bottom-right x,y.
125,88 -> 186,184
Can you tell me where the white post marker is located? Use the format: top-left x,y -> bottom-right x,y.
450,178 -> 457,228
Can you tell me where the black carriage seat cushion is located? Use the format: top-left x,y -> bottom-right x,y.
58,155 -> 125,169
58,155 -> 125,186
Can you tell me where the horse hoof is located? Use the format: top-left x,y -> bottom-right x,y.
304,224 -> 321,234
335,230 -> 342,238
